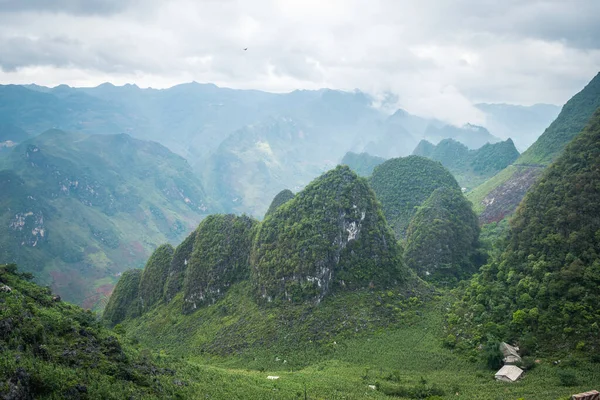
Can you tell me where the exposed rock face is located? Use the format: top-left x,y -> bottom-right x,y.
182,215 -> 257,313
251,166 -> 406,304
479,166 -> 544,224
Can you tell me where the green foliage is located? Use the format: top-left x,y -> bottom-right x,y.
0,264 -> 192,399
413,138 -> 519,190
164,229 -> 197,303
481,339 -> 503,370
450,108 -> 600,356
264,189 -> 295,217
518,72 -> 600,165
252,166 -> 407,303
102,269 -> 143,327
139,244 -> 174,311
369,155 -> 461,238
557,369 -> 578,387
182,214 -> 257,313
340,151 -> 386,177
404,187 -> 483,284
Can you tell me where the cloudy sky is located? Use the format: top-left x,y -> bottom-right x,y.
0,0 -> 598,123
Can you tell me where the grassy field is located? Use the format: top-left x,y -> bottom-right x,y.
122,291 -> 600,399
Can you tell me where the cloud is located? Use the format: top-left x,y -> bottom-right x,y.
0,0 -> 598,124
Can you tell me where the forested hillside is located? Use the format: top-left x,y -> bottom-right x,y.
413,138 -> 519,189
450,108 -> 600,356
369,156 -> 461,238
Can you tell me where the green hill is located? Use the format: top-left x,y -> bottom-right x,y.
517,72 -> 600,165
404,187 -> 483,284
450,108 -> 600,356
252,165 -> 407,303
0,130 -> 214,306
412,138 -> 519,190
369,156 -> 461,238
264,189 -> 295,217
340,151 -> 386,176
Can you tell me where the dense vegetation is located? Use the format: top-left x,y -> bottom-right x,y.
138,244 -> 174,311
102,269 -> 142,328
404,187 -> 483,284
183,214 -> 257,312
0,129 -> 213,307
467,72 -> 600,223
0,264 -> 199,399
164,229 -> 197,303
518,72 -> 600,165
450,108 -> 600,358
369,156 -> 461,238
413,138 -> 519,190
264,189 -> 295,217
252,166 -> 407,303
340,151 -> 386,176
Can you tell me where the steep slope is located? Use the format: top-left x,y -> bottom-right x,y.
369,156 -> 461,238
0,264 -> 195,399
413,138 -> 519,190
450,109 -> 600,355
182,214 -> 257,312
251,166 -> 406,303
517,72 -> 600,165
102,269 -> 143,327
476,103 -> 561,151
138,244 -> 174,311
340,151 -> 386,177
468,71 -> 600,222
264,189 -> 295,217
0,130 -> 213,306
404,187 -> 482,283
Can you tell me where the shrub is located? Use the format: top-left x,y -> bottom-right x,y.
557,369 -> 578,386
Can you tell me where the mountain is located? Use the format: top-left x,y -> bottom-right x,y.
476,103 -> 561,151
264,189 -> 295,217
450,108 -> 600,356
182,214 -> 257,312
201,117 -> 332,216
404,187 -> 482,283
412,138 -> 520,190
517,72 -> 600,165
0,124 -> 29,155
0,130 -> 214,306
468,71 -> 600,223
369,156 -> 461,238
340,151 -> 386,177
423,123 -> 500,150
251,165 -> 406,303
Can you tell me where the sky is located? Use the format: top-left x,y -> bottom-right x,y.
0,0 -> 599,124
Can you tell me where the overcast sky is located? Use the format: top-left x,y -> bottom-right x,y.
0,0 -> 598,124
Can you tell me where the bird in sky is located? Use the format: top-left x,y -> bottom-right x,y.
243,47 -> 248,51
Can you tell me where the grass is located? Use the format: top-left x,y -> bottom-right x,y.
119,284 -> 600,400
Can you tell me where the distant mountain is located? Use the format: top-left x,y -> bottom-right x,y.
452,107 -> 600,355
517,72 -> 600,165
0,130 -> 214,306
468,71 -> 600,223
412,138 -> 519,190
369,156 -> 461,238
423,123 -> 500,150
340,151 -> 386,177
0,123 -> 29,155
476,103 -> 561,151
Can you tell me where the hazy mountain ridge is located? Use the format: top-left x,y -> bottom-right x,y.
0,130 -> 214,306
413,138 -> 520,190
